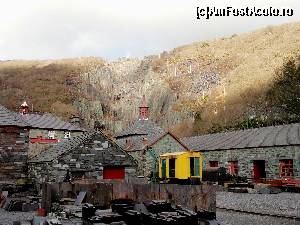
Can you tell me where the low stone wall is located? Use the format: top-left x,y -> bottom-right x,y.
42,181 -> 216,214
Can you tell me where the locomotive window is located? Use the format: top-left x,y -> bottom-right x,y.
161,159 -> 166,178
190,157 -> 200,177
169,158 -> 176,178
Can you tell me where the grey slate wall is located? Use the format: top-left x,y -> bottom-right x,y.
145,134 -> 187,177
127,134 -> 187,177
0,126 -> 29,181
202,146 -> 300,179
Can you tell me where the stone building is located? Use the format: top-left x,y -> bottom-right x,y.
18,102 -> 84,157
28,131 -> 137,187
182,123 -> 300,180
0,103 -> 83,182
115,96 -> 188,177
0,105 -> 29,181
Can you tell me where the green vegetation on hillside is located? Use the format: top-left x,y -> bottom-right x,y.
203,57 -> 300,133
268,58 -> 300,116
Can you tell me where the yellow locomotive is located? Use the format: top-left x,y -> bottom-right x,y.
159,151 -> 203,184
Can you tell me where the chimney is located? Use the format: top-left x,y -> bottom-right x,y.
139,95 -> 149,120
20,101 -> 29,115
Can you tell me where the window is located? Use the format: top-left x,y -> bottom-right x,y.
169,158 -> 176,178
228,161 -> 238,176
209,161 -> 219,168
279,159 -> 294,177
125,139 -> 132,145
161,159 -> 166,178
190,157 -> 200,177
48,131 -> 55,139
64,131 -> 71,139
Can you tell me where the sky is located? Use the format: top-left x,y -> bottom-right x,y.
0,0 -> 299,60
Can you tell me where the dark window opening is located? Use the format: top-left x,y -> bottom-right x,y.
72,171 -> 85,180
161,159 -> 166,178
169,158 -> 176,178
228,161 -> 238,176
190,157 -> 200,177
209,161 -> 219,168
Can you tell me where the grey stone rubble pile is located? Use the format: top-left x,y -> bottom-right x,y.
216,191 -> 300,218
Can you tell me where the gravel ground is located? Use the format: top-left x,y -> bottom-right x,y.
0,209 -> 81,225
217,209 -> 300,225
0,208 -> 34,225
217,192 -> 300,218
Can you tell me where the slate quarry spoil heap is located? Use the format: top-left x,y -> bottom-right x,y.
82,199 -> 219,225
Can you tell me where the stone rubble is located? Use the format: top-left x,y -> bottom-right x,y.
0,209 -> 82,225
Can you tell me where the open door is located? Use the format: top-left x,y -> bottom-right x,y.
253,160 -> 266,182
161,159 -> 166,178
169,158 -> 176,178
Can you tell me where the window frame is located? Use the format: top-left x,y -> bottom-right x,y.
228,161 -> 238,176
279,159 -> 294,178
48,130 -> 56,139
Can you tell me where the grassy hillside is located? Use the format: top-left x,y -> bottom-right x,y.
149,22 -> 300,134
0,58 -> 104,119
0,22 -> 300,135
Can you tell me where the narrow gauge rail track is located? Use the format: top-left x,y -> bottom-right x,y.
217,206 -> 300,221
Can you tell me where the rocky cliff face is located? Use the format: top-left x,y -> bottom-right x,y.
76,57 -> 195,134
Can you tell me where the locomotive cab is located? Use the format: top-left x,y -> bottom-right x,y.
159,151 -> 203,184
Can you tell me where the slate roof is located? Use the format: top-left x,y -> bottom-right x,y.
29,132 -> 93,162
115,119 -> 165,151
19,113 -> 82,131
116,120 -> 164,137
182,123 -> 300,151
0,104 -> 82,131
29,131 -> 137,167
0,105 -> 30,127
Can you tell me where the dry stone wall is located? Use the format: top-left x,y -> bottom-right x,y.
0,126 -> 29,181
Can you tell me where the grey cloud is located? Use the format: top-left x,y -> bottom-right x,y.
0,0 -> 299,60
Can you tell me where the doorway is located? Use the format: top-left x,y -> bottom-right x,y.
169,158 -> 176,178
253,160 -> 266,181
161,159 -> 166,178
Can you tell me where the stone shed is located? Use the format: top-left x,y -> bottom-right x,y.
182,123 -> 300,180
28,131 -> 137,187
